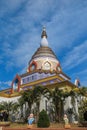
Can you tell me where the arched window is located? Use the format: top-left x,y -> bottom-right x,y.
30,64 -> 36,71
44,61 -> 51,70
13,79 -> 19,91
29,61 -> 37,72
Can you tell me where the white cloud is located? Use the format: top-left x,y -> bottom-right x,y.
62,40 -> 87,70
3,29 -> 40,71
47,1 -> 87,52
0,81 -> 11,86
0,0 -> 87,88
0,0 -> 87,72
72,69 -> 87,77
0,0 -> 26,17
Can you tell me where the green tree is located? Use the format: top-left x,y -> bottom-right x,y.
37,109 -> 50,128
67,87 -> 87,122
32,86 -> 51,122
51,87 -> 64,122
33,86 -> 50,112
0,101 -> 20,121
0,101 -> 15,114
79,99 -> 87,124
20,89 -> 34,114
79,87 -> 87,97
18,97 -> 25,118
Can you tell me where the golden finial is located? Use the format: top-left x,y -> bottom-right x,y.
41,26 -> 47,38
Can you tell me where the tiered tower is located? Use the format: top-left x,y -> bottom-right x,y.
0,27 -> 76,97
27,27 -> 61,73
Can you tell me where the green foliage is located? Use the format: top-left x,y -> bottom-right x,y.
37,109 -> 50,128
79,99 -> 87,122
0,101 -> 19,114
51,87 -> 64,122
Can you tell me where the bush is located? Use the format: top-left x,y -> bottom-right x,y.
84,111 -> 87,121
79,99 -> 87,126
37,109 -> 50,128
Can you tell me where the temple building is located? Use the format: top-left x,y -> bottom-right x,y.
0,27 -> 77,114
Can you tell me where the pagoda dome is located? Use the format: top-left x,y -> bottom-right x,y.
27,27 -> 62,73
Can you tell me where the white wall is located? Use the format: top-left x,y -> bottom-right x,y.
0,96 -> 21,103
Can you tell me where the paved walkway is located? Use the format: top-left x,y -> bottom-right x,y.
1,127 -> 87,130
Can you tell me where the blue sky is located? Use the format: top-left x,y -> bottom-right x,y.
0,0 -> 87,90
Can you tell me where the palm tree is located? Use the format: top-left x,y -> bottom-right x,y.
70,87 -> 87,113
67,87 -> 87,122
51,87 -> 64,122
33,86 -> 50,112
70,90 -> 76,109
19,89 -> 34,114
0,101 -> 20,121
0,104 -> 4,111
79,87 -> 87,97
0,101 -> 15,114
33,86 -> 43,112
18,89 -> 35,122
11,102 -> 20,113
32,86 -> 51,122
60,90 -> 70,121
18,97 -> 25,118
79,98 -> 87,125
